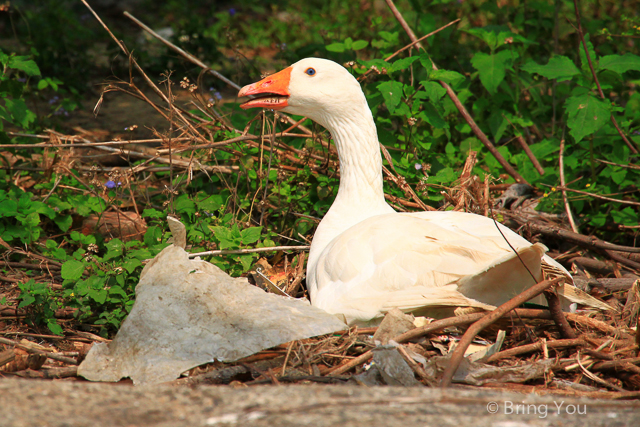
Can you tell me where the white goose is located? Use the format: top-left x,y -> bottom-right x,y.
238,58 -> 608,325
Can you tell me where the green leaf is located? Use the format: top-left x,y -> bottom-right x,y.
419,81 -> 446,103
8,55 -> 41,76
142,208 -> 165,219
488,110 -> 508,142
610,167 -> 627,185
18,293 -> 35,308
47,321 -> 64,336
390,56 -> 419,72
196,195 -> 223,213
429,69 -> 465,86
465,28 -> 498,50
578,38 -> 597,76
174,195 -> 196,215
612,207 -> 637,226
128,248 -> 151,260
377,81 -> 404,114
600,53 -> 640,74
61,260 -> 85,281
471,50 -> 514,95
54,215 -> 73,232
432,167 -> 456,184
0,199 -> 17,217
521,56 -> 580,81
211,225 -> 239,249
238,254 -> 255,271
88,289 -> 108,304
351,40 -> 368,51
105,239 -> 124,253
419,103 -> 446,128
4,98 -> 36,129
22,212 -> 40,227
326,43 -> 345,53
565,94 -> 611,143
241,226 -> 262,245
122,258 -> 142,274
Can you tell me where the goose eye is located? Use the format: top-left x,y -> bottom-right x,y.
305,67 -> 316,76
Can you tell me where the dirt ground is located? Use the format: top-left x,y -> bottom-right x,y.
2,378 -> 640,427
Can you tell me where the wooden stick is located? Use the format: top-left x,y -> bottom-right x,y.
516,134 -> 545,175
326,312 -> 487,376
606,250 -> 640,271
439,277 -> 562,387
0,349 -> 16,368
188,245 -> 309,258
555,186 -> 640,207
326,308 -> 556,376
559,137 -> 579,232
544,289 -> 577,339
123,11 -> 311,135
396,345 -> 432,384
572,0 -> 639,155
383,0 -> 528,185
566,313 -> 633,337
484,338 -> 586,363
0,337 -> 77,365
0,136 -> 192,149
80,1 -> 200,139
592,357 -> 640,373
505,213 -> 640,254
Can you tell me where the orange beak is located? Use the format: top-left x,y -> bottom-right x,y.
238,66 -> 292,110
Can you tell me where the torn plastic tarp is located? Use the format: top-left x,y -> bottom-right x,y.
78,221 -> 345,385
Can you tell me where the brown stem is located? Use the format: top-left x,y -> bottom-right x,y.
559,137 -> 579,233
384,0 -> 528,184
504,212 -> 640,254
544,289 -> 577,339
572,0 -> 639,155
485,338 -> 586,363
439,278 -> 563,387
516,134 -> 545,175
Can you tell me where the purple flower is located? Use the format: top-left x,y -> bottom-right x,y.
48,96 -> 59,105
214,91 -> 222,100
228,8 -> 236,16
17,77 -> 26,83
105,180 -> 117,189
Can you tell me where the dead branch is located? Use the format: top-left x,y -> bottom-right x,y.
439,277 -> 563,387
0,337 -> 78,365
572,0 -> 640,155
383,0 -> 529,185
188,245 -> 309,258
485,338 -> 587,363
505,212 -> 640,254
544,289 -> 578,339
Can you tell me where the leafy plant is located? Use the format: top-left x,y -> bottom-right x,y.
18,279 -> 63,335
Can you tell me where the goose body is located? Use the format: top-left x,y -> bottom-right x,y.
239,58 -> 607,325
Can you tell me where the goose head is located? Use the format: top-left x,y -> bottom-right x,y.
238,58 -> 370,129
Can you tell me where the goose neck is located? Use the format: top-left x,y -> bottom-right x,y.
324,113 -> 385,205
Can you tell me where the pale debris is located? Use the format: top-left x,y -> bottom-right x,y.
78,223 -> 345,385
